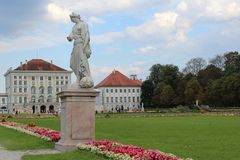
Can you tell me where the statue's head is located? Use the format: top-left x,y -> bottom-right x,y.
70,12 -> 81,22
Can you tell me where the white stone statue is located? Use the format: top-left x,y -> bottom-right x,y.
67,12 -> 94,88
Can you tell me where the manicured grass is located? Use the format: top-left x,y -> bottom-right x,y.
13,116 -> 240,160
0,126 -> 54,150
21,150 -> 107,160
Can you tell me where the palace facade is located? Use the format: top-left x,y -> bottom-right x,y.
4,59 -> 72,114
95,70 -> 142,112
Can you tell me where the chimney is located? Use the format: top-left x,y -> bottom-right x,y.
20,62 -> 23,66
130,74 -> 137,80
25,60 -> 28,64
50,60 -> 53,64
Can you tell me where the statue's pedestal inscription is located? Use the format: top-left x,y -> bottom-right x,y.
55,84 -> 99,151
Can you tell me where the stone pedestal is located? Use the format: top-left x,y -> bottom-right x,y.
55,84 -> 99,151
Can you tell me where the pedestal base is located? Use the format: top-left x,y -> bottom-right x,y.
55,84 -> 99,152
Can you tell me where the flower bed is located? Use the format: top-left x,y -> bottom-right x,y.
0,121 -> 60,141
77,140 -> 192,160
0,116 -> 5,120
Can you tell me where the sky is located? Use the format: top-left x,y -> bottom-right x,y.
0,0 -> 240,92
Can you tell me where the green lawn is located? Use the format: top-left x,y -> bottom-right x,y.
0,126 -> 54,150
6,116 -> 240,160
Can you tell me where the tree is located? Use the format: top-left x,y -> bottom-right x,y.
224,51 -> 240,75
141,80 -> 154,108
209,54 -> 225,70
184,78 -> 203,105
159,85 -> 175,107
197,64 -> 223,87
152,83 -> 175,107
149,64 -> 180,88
183,57 -> 207,75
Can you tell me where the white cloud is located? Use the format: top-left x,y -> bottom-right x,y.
126,12 -> 179,40
177,1 -> 188,12
135,45 -> 157,54
47,3 -> 71,23
88,16 -> 105,26
48,0 -> 160,18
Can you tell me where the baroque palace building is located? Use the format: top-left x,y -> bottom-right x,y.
4,59 -> 72,114
95,70 -> 142,112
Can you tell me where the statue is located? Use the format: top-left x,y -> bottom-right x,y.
67,12 -> 94,88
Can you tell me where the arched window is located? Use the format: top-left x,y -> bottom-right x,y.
47,86 -> 52,94
39,95 -> 44,103
31,86 -> 36,94
31,96 -> 35,103
39,86 -> 44,94
47,95 -> 52,102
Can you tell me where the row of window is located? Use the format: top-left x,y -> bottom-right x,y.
14,75 -> 69,80
105,96 -> 140,103
13,86 -> 62,94
14,95 -> 53,104
13,80 -> 68,85
105,88 -> 140,93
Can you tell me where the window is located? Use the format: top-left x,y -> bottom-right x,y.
106,97 -> 109,103
48,86 -> 52,94
137,97 -> 140,102
39,95 -> 44,103
47,95 -> 52,102
124,97 -> 127,102
39,86 -> 44,94
132,97 -> 135,102
120,97 -> 122,103
66,81 -> 68,84
56,88 -> 59,92
2,98 -> 5,104
137,89 -> 140,93
31,96 -> 35,103
14,88 -> 17,93
31,86 -> 36,94
14,76 -> 17,79
24,81 -> 27,85
120,89 -> 122,93
24,76 -> 27,79
56,81 -> 59,85
111,97 -> 113,103
65,76 -> 68,79
61,81 -> 64,85
19,81 -> 22,85
61,76 -> 63,79
124,89 -> 126,93
14,81 -> 17,85
40,76 -> 43,80
48,76 -> 51,80
24,88 -> 27,93
19,87 -> 22,93
111,89 -> 113,93
106,89 -> 108,93
19,97 -> 22,103
128,97 -> 131,102
115,89 -> 118,92
115,97 -> 118,103
132,89 -> 135,93
56,76 -> 59,79
32,76 -> 35,80
128,89 -> 131,92
19,76 -> 22,79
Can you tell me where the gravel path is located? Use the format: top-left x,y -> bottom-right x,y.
0,145 -> 61,160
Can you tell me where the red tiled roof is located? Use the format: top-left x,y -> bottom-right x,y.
95,70 -> 142,88
15,59 -> 66,71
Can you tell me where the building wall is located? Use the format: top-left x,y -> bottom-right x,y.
5,70 -> 71,113
96,86 -> 141,112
